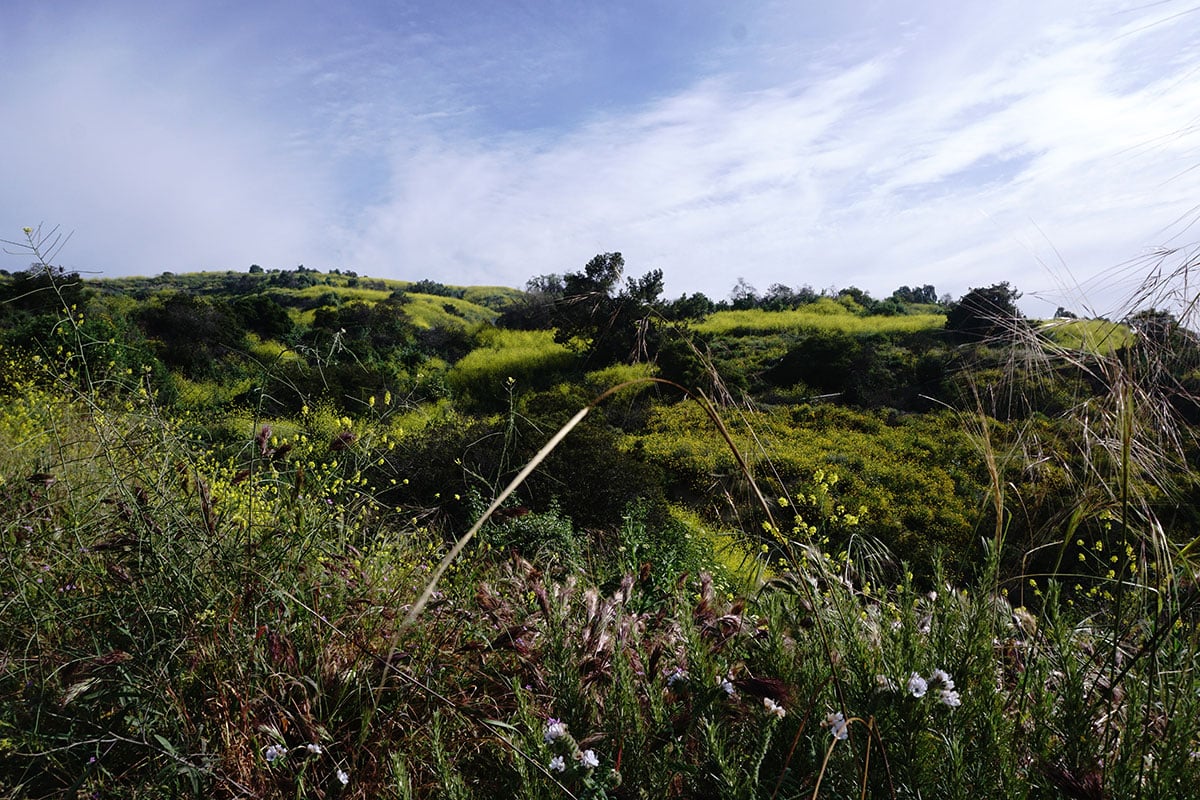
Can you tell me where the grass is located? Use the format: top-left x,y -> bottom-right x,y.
447,329 -> 576,403
1038,318 -> 1133,355
3,338 -> 1198,798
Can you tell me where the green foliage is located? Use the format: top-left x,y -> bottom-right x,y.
632,402 -> 982,575
3,315 -> 1200,798
137,292 -> 249,379
481,502 -> 583,572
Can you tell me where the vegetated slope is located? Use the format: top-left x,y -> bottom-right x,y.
4,246 -> 1200,797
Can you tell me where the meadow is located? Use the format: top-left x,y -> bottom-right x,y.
2,233 -> 1199,798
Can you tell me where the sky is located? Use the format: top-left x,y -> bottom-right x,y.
3,0 -> 1199,317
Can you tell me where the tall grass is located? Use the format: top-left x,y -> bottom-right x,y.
695,305 -> 945,337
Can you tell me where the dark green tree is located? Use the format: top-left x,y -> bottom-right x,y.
137,293 -> 247,378
891,284 -> 939,305
945,282 -> 1024,341
550,253 -> 667,366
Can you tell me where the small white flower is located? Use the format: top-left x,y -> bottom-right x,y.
305,743 -> 323,755
667,667 -> 688,687
544,719 -> 568,743
824,711 -> 849,740
718,677 -> 736,696
336,768 -> 349,785
263,744 -> 287,762
929,668 -> 955,690
549,755 -> 566,773
939,688 -> 962,707
763,697 -> 787,719
579,749 -> 600,769
907,672 -> 928,698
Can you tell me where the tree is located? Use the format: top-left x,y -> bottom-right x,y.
945,282 -> 1024,341
837,286 -> 876,312
891,285 -> 938,305
730,278 -> 759,310
664,292 -> 715,320
137,293 -> 247,378
760,283 -> 817,311
550,253 -> 667,365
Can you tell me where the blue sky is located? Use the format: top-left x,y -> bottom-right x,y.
3,1 -> 1199,316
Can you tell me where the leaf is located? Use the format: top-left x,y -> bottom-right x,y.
153,734 -> 178,756
482,719 -> 521,733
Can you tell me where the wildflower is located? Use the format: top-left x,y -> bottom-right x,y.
666,667 -> 687,687
907,672 -> 928,698
549,755 -> 566,772
263,744 -> 287,762
938,689 -> 962,707
824,711 -> 849,740
579,749 -> 600,769
929,668 -> 955,690
305,743 -> 323,755
544,718 -> 568,743
874,674 -> 897,692
718,677 -> 736,696
763,697 -> 787,719
336,768 -> 350,785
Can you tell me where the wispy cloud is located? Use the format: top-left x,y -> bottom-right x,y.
346,3 -> 1200,313
2,1 -> 1197,316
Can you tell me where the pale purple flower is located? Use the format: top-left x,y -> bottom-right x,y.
825,711 -> 849,740
763,697 -> 787,719
305,743 -> 323,755
667,667 -> 688,687
718,677 -> 736,696
929,668 -> 955,690
544,718 -> 568,743
336,768 -> 349,785
263,744 -> 287,762
907,672 -> 928,698
939,689 -> 962,708
579,749 -> 600,769
549,755 -> 566,773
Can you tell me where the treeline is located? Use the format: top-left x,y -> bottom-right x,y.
499,255 -> 946,328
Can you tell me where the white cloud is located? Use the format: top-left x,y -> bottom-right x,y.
342,1 -> 1200,315
3,1 -> 1197,319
